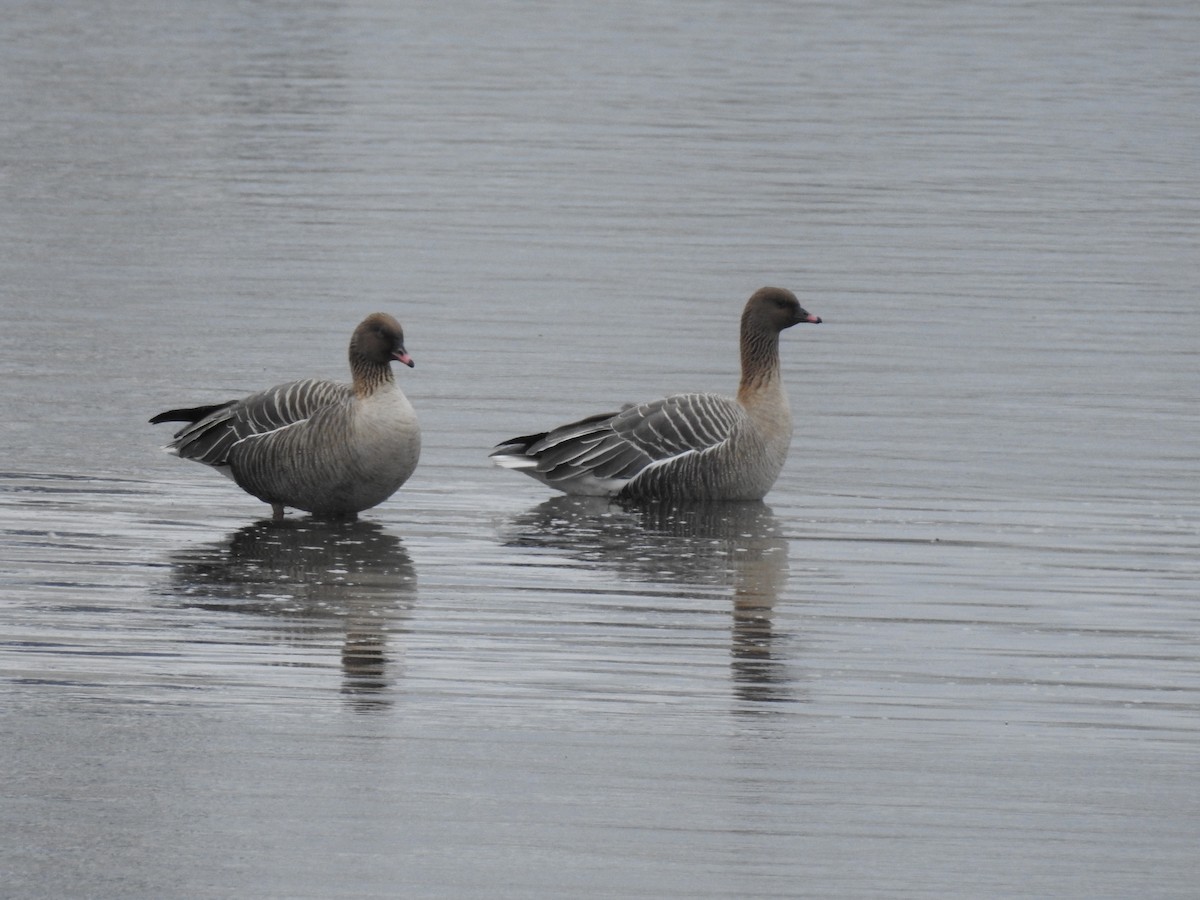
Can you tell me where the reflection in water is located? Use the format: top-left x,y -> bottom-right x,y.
164,519 -> 416,712
503,497 -> 796,707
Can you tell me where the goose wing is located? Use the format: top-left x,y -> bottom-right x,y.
154,378 -> 350,467
495,392 -> 744,487
611,392 -> 744,463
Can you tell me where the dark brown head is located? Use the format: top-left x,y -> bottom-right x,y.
741,287 -> 822,336
350,313 -> 414,368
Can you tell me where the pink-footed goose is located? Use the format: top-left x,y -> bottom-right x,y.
151,313 -> 420,519
490,287 -> 821,501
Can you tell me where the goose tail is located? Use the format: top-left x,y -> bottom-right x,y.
489,433 -> 547,469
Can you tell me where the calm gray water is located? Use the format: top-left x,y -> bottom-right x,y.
2,1 -> 1198,897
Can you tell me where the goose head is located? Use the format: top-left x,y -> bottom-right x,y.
351,313 -> 414,368
742,287 -> 822,334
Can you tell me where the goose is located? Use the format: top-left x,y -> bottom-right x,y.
490,286 -> 821,501
150,313 -> 420,519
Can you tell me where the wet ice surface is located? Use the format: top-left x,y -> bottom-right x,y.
2,1 -> 1199,897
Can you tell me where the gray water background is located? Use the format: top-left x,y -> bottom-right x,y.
2,1 -> 1198,897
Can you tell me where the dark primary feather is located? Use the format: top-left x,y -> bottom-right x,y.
148,402 -> 234,425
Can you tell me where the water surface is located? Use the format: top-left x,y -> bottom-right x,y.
2,1 -> 1198,897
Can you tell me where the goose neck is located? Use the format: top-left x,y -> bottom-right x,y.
350,356 -> 395,397
736,326 -> 782,404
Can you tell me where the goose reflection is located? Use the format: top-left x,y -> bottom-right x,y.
165,518 -> 416,712
502,497 -> 797,706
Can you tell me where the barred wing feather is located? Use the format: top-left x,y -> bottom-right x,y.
612,393 -> 743,461
162,378 -> 351,467
518,393 -> 745,486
